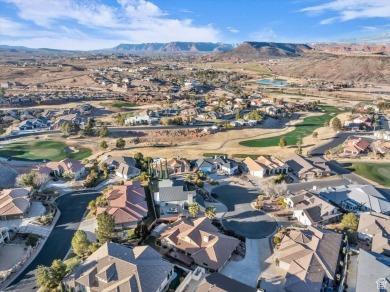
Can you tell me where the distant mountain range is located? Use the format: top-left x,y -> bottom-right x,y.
110,42 -> 238,52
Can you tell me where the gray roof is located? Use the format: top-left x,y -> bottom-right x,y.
197,273 -> 257,292
64,242 -> 174,292
356,249 -> 390,292
318,185 -> 390,214
285,154 -> 330,175
159,186 -> 195,202
196,156 -> 237,170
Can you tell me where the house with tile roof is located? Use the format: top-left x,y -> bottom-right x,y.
38,158 -> 86,179
63,242 -> 175,292
275,226 -> 343,292
243,155 -> 288,178
96,181 -> 148,228
318,185 -> 390,215
99,155 -> 141,180
167,157 -> 191,174
357,213 -> 390,255
0,187 -> 32,220
159,217 -> 240,272
355,249 -> 390,292
284,190 -> 340,226
343,138 -> 371,156
284,154 -> 331,181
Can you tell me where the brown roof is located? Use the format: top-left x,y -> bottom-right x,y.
358,213 -> 390,254
0,187 -> 31,217
45,158 -> 84,174
243,155 -> 285,172
97,181 -> 147,225
277,226 -> 343,292
160,217 -> 240,270
64,242 -> 174,291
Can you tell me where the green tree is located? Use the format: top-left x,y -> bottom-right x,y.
100,140 -> 108,150
247,110 -> 263,122
235,111 -> 240,120
71,230 -> 91,258
188,202 -> 200,218
331,117 -> 342,131
134,152 -> 144,161
35,265 -> 51,289
324,119 -> 330,127
116,138 -> 126,149
278,137 -> 287,148
88,200 -> 97,215
115,113 -> 125,126
99,125 -> 109,137
50,259 -> 67,286
35,259 -> 67,290
312,131 -> 318,139
0,125 -> 4,135
296,140 -> 303,155
205,206 -> 217,219
96,211 -> 115,244
341,213 -> 359,231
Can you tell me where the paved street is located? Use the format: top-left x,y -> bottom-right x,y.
214,185 -> 277,239
221,238 -> 271,287
5,190 -> 100,292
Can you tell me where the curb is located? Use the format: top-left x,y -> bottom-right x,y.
0,208 -> 61,291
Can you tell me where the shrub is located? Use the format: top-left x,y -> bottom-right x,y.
26,233 -> 39,247
273,236 -> 281,244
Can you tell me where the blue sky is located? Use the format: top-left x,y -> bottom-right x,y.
0,0 -> 389,50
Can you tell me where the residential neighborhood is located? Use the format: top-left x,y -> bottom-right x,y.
0,2 -> 390,291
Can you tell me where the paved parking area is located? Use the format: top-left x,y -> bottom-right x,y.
221,238 -> 271,287
214,185 -> 277,239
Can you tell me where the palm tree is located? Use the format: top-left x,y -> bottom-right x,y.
205,206 -> 217,219
188,203 -> 200,218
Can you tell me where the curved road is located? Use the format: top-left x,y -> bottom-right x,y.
6,190 -> 100,292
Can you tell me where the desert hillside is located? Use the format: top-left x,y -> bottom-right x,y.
272,53 -> 390,84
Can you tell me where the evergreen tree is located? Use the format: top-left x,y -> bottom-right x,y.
278,137 -> 287,148
96,212 -> 115,244
71,230 -> 91,258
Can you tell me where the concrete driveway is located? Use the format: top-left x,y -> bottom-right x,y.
214,185 -> 277,239
221,238 -> 271,288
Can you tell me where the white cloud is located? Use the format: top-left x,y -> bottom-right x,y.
226,26 -> 239,33
301,0 -> 390,24
249,28 -> 277,41
0,0 -> 221,48
362,26 -> 378,32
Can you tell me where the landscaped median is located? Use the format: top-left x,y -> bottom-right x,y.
239,106 -> 342,147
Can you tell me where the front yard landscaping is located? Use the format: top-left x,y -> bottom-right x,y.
345,162 -> 390,187
0,141 -> 91,161
239,106 -> 341,147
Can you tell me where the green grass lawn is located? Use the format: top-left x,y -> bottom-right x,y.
239,106 -> 341,147
346,163 -> 390,187
0,141 -> 91,161
100,100 -> 138,108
